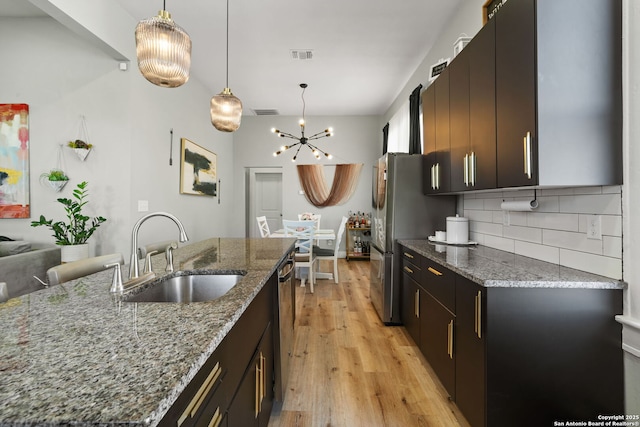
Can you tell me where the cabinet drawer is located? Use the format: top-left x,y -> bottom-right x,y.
401,248 -> 422,281
422,261 -> 455,312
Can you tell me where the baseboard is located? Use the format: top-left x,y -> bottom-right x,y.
616,315 -> 640,358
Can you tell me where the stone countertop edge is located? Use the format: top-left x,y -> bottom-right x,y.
398,239 -> 625,290
0,237 -> 296,427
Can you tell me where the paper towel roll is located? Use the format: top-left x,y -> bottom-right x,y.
500,200 -> 539,211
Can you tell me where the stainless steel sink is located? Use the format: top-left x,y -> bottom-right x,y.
124,272 -> 244,303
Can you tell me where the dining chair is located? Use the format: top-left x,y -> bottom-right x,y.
298,213 -> 321,244
256,216 -> 271,238
315,216 -> 348,284
46,253 -> 124,286
283,220 -> 317,293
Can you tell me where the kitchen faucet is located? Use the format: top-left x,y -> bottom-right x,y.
129,212 -> 189,280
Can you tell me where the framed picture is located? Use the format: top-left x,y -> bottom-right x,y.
180,138 -> 217,197
428,58 -> 450,82
0,103 -> 30,218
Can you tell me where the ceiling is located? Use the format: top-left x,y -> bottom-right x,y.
1,0 -> 464,117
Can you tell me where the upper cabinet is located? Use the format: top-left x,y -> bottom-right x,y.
423,67 -> 451,194
424,0 -> 622,193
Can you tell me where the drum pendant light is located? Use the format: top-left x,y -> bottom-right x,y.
135,0 -> 192,88
210,0 -> 243,132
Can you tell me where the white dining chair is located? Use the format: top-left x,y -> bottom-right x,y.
256,216 -> 271,238
298,213 -> 321,244
283,220 -> 317,293
315,216 -> 348,284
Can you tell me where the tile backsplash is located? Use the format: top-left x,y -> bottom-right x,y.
462,186 -> 622,279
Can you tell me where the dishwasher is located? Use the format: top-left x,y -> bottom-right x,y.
274,249 -> 295,402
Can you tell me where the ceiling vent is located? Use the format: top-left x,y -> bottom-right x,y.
290,49 -> 314,60
253,109 -> 280,116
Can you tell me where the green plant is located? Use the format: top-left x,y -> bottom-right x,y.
41,169 -> 69,181
31,181 -> 106,245
68,139 -> 93,149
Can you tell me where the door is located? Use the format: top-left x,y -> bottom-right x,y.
248,168 -> 283,238
495,0 -> 537,188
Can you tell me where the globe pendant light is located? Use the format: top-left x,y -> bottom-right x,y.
135,1 -> 192,88
210,0 -> 242,132
272,83 -> 333,162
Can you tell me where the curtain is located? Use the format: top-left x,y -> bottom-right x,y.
297,164 -> 363,207
408,84 -> 423,154
382,123 -> 389,154
387,101 -> 410,152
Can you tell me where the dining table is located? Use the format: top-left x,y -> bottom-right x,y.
270,228 -> 337,281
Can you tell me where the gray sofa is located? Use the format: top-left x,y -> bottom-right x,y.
0,243 -> 61,299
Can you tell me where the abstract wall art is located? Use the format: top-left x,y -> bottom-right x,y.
0,104 -> 30,218
180,138 -> 217,197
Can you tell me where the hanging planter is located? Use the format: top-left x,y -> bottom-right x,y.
68,139 -> 92,161
67,115 -> 93,162
40,169 -> 69,193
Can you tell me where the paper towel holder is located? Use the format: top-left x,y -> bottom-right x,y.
501,190 -> 539,212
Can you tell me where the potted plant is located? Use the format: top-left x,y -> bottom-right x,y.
31,181 -> 106,263
40,169 -> 70,192
68,139 -> 93,161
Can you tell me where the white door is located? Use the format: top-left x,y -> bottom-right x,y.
248,168 -> 283,237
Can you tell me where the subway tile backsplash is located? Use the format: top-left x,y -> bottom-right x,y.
463,186 -> 623,279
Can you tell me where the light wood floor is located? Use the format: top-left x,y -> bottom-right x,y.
268,259 -> 470,427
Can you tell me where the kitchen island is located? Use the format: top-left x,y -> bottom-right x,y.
0,237 -> 295,426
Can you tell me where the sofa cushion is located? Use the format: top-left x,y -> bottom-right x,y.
0,241 -> 32,257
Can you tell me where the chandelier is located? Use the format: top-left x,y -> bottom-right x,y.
272,83 -> 333,162
135,0 -> 192,88
210,0 -> 242,132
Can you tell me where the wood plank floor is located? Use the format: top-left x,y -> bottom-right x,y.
268,259 -> 470,427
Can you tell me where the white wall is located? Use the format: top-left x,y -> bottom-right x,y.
231,115 -> 382,252
0,16 -> 235,259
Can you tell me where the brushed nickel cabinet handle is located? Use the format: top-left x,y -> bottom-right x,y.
476,290 -> 482,339
178,362 -> 222,426
435,163 -> 440,189
524,132 -> 532,179
427,266 -> 443,276
431,165 -> 436,190
470,151 -> 476,186
464,154 -> 469,186
208,408 -> 222,427
447,320 -> 454,359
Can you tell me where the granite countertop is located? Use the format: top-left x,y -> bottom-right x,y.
398,239 -> 625,290
0,237 -> 296,426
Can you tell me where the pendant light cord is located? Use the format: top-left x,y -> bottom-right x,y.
301,85 -> 306,123
225,0 -> 229,87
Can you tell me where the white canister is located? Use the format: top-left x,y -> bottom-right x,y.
446,215 -> 469,244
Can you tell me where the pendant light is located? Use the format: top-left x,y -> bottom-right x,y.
210,0 -> 243,132
135,0 -> 192,88
272,83 -> 333,162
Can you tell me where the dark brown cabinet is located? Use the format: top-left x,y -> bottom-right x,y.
495,0 -> 622,188
159,274 -> 277,427
423,67 -> 451,194
398,244 -> 623,427
455,276 -> 485,427
425,0 -> 622,193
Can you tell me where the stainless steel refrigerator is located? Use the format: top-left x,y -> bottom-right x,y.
370,153 -> 455,325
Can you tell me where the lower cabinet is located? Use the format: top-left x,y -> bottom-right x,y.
227,322 -> 274,427
455,276 -> 485,427
159,273 -> 277,427
398,244 -> 624,427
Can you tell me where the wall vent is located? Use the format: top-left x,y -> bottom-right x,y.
253,109 -> 280,116
290,49 -> 314,60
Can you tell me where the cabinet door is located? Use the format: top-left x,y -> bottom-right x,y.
401,270 -> 420,344
455,276 -> 486,427
421,293 -> 455,399
495,0 -> 537,188
449,48 -> 470,193
227,323 -> 274,427
434,68 -> 451,193
468,18 -> 497,190
422,85 -> 438,194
